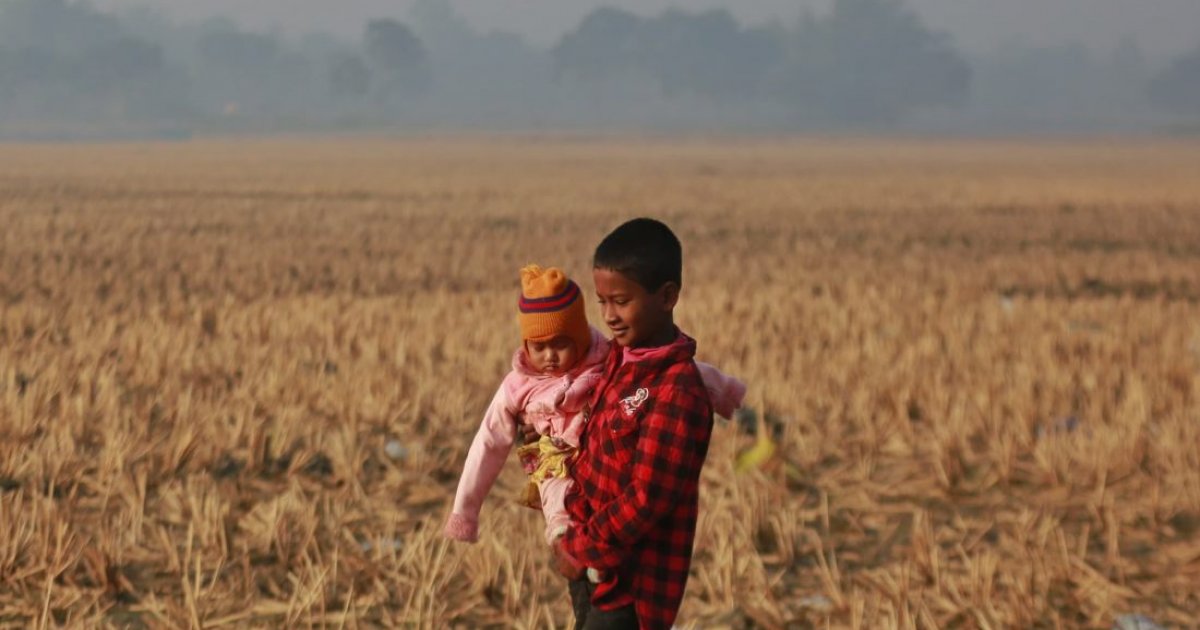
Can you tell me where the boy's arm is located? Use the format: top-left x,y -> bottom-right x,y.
695,360 -> 747,419
560,382 -> 712,570
444,385 -> 518,542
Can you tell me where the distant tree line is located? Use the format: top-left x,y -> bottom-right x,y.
0,0 -> 435,132
552,1 -> 971,123
0,0 -> 1196,136
1149,45 -> 1200,115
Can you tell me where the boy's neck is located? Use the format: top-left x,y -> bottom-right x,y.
633,319 -> 677,349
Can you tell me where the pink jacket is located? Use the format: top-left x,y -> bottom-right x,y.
447,327 -> 746,538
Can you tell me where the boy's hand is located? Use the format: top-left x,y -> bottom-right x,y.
551,538 -> 584,580
517,421 -> 540,445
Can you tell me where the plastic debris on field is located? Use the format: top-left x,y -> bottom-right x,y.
1112,613 -> 1166,630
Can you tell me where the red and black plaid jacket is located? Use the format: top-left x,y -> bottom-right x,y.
561,330 -> 714,629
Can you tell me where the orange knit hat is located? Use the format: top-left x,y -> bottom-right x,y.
518,264 -> 591,357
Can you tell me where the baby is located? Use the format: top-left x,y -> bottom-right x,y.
443,265 -> 746,549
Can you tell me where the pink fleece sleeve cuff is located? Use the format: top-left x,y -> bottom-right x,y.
713,377 -> 747,419
443,513 -> 479,543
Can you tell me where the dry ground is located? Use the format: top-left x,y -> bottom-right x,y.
1,137 -> 1199,628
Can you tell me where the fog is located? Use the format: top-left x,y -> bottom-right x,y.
88,0 -> 1200,57
2,0 -> 1198,139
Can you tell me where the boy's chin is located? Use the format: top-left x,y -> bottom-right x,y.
609,327 -> 637,346
610,335 -> 642,348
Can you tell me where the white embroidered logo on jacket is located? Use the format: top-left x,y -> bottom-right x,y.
620,388 -> 650,418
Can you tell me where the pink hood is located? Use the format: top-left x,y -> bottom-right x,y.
501,326 -> 610,446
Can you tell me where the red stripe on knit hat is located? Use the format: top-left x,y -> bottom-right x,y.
519,281 -> 581,313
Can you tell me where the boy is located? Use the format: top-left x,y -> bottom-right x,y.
442,265 -> 743,550
552,218 -> 715,630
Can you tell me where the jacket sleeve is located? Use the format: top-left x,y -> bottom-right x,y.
561,382 -> 712,570
444,384 -> 518,542
695,360 -> 747,419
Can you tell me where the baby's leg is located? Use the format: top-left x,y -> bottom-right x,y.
538,476 -> 573,545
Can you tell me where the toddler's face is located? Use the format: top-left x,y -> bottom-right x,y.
525,335 -> 579,376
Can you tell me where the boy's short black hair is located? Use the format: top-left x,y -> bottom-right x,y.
593,218 -> 682,292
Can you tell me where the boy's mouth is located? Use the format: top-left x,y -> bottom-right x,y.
609,326 -> 629,339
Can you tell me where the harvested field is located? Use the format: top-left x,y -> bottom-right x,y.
1,137 -> 1199,628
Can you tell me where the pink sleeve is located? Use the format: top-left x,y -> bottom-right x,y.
695,361 -> 747,419
444,385 -> 518,542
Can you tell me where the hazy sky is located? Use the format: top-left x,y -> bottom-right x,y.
91,0 -> 1200,57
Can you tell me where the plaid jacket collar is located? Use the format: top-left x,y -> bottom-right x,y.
591,328 -> 696,407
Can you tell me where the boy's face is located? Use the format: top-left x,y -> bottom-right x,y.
593,267 -> 679,348
525,335 -> 579,376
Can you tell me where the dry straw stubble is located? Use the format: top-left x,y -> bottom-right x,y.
0,137 -> 1198,628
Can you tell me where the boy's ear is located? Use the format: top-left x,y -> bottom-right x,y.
659,282 -> 680,311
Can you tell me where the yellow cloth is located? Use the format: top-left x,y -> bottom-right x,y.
516,435 -> 575,510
